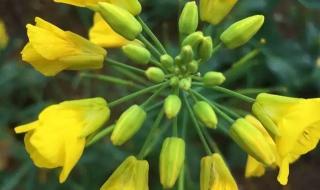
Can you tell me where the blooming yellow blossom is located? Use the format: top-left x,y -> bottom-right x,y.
14,98 -> 110,183
89,13 -> 128,48
21,17 -> 106,76
251,93 -> 320,185
200,153 -> 238,190
0,19 -> 9,49
54,0 -> 142,15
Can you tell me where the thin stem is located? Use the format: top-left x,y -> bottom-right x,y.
178,165 -> 185,190
138,110 -> 164,159
183,93 -> 212,155
109,82 -> 167,108
145,100 -> 163,112
106,58 -> 145,75
80,73 -> 141,88
193,82 -> 255,103
201,126 -> 222,154
213,102 -> 241,119
141,82 -> 169,108
112,65 -> 149,85
212,43 -> 222,56
173,116 -> 178,137
85,125 -> 115,147
190,90 -> 235,124
138,34 -> 162,58
137,16 -> 167,54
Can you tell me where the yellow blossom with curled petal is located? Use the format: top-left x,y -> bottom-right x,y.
251,93 -> 320,185
89,13 -> 128,48
14,98 -> 110,183
0,19 -> 9,49
54,0 -> 142,15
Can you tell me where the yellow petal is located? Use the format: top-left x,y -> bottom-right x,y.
277,157 -> 289,185
15,121 -> 39,133
54,0 -> 108,7
0,19 -> 9,49
245,156 -> 265,178
89,13 -> 128,48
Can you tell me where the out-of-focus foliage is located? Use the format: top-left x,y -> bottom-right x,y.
0,0 -> 319,189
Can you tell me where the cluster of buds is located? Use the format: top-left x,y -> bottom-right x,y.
14,0 -> 320,189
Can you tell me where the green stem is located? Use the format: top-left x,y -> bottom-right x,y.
213,102 -> 241,119
193,82 -> 255,103
178,165 -> 185,190
145,100 -> 163,112
106,58 -> 145,75
85,125 -> 115,147
109,82 -> 167,108
137,16 -> 167,55
112,65 -> 149,85
190,90 -> 235,124
183,93 -> 212,155
212,43 -> 222,56
80,73 -> 141,88
173,116 -> 178,137
201,126 -> 222,154
141,82 -> 169,108
138,34 -> 162,58
138,110 -> 164,159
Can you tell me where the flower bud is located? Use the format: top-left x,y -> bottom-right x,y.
203,71 -> 226,87
164,95 -> 182,119
179,1 -> 199,35
220,15 -> 265,49
98,2 -> 142,40
160,137 -> 185,189
122,44 -> 151,65
229,118 -> 276,165
199,36 -> 213,62
180,45 -> 194,64
100,156 -> 149,190
160,54 -> 174,71
200,0 -> 238,25
200,153 -> 238,190
187,60 -> 199,74
179,77 -> 192,91
170,77 -> 179,87
111,105 -> 146,146
181,31 -> 204,49
145,67 -> 165,83
193,101 -> 217,129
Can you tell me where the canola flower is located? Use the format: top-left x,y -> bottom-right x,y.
15,0 -> 320,189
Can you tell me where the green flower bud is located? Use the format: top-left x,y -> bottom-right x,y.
175,55 -> 182,66
220,15 -> 265,49
179,1 -> 199,35
179,77 -> 192,91
193,101 -> 217,129
170,77 -> 180,87
145,67 -> 165,83
100,156 -> 149,190
229,118 -> 276,165
160,137 -> 185,189
122,44 -> 151,65
111,105 -> 146,146
98,2 -> 142,40
203,71 -> 226,87
160,54 -> 174,71
200,0 -> 238,25
187,60 -> 199,74
181,31 -> 204,49
199,37 -> 213,63
164,95 -> 182,119
180,45 -> 194,64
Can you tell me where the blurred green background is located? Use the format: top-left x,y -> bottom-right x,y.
0,0 -> 319,189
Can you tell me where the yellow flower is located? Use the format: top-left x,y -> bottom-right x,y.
54,0 -> 142,15
100,156 -> 149,190
89,13 -> 128,48
14,98 -> 110,183
21,17 -> 106,76
0,19 -> 9,49
200,0 -> 238,25
251,93 -> 320,185
200,153 -> 238,190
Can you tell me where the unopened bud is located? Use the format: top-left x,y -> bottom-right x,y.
98,2 -> 142,40
220,15 -> 265,49
122,44 -> 151,64
160,137 -> 185,189
179,77 -> 192,91
170,77 -> 180,87
145,67 -> 165,83
179,1 -> 199,35
164,95 -> 182,119
160,54 -> 174,71
187,60 -> 199,74
199,36 -> 213,62
193,101 -> 217,129
111,105 -> 146,145
181,31 -> 204,50
200,0 -> 238,25
180,45 -> 194,64
203,71 -> 226,87
229,118 -> 276,165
